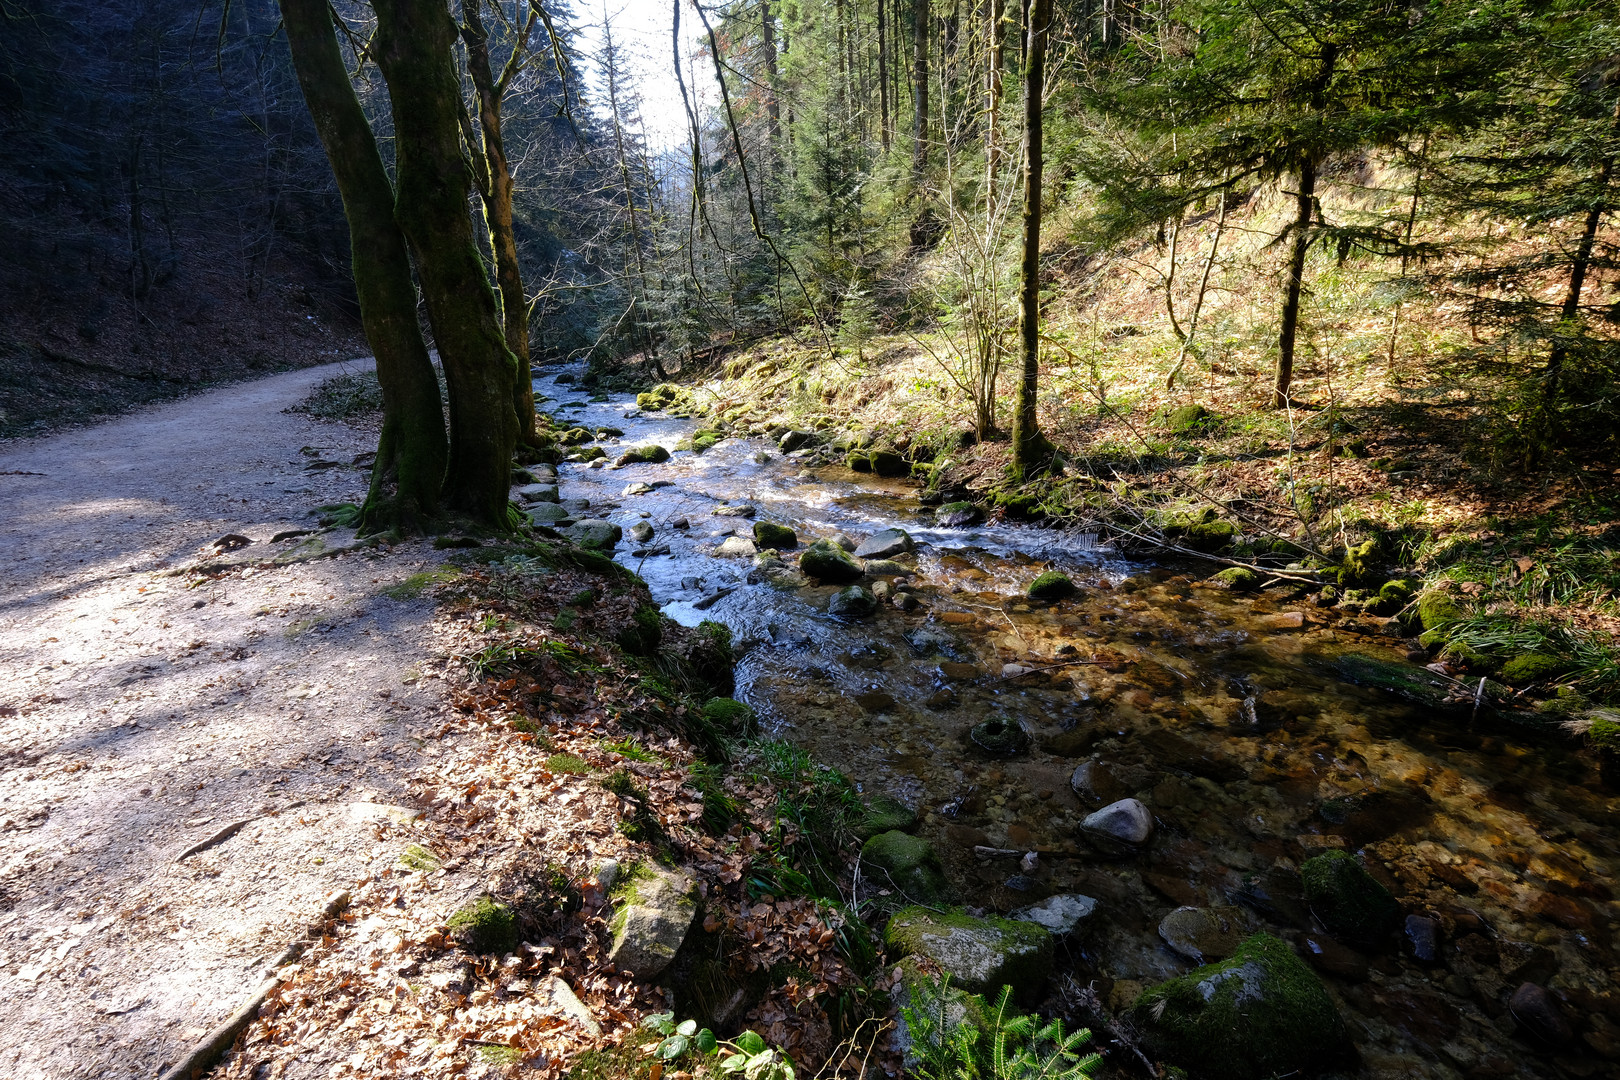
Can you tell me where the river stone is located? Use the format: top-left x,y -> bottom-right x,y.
778,429 -> 816,452
1069,760 -> 1126,807
606,865 -> 700,980
615,444 -> 671,465
884,907 -> 1054,1000
1300,849 -> 1400,947
713,503 -> 757,518
830,532 -> 858,551
799,539 -> 864,584
527,503 -> 571,524
1509,982 -> 1573,1045
567,520 -> 622,550
1080,798 -> 1154,851
1158,906 -> 1249,963
861,558 -> 913,577
628,521 -> 654,543
622,482 -> 655,496
1027,571 -> 1078,601
753,521 -> 798,549
1130,932 -> 1352,1080
855,528 -> 915,559
829,585 -> 878,618
894,592 -> 920,611
517,483 -> 561,503
859,793 -> 918,837
716,536 -> 758,558
935,501 -> 984,527
1010,893 -> 1098,938
869,450 -> 909,477
859,831 -> 954,906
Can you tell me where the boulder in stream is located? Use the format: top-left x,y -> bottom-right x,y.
855,528 -> 915,559
527,503 -> 572,525
1332,653 -> 1461,713
615,444 -> 671,465
628,521 -> 654,543
1130,932 -> 1353,1080
566,520 -> 622,550
1300,849 -> 1400,947
860,831 -> 954,906
1026,571 -> 1079,602
1080,798 -> 1154,852
1010,893 -> 1098,938
517,483 -> 561,503
935,501 -> 984,527
829,585 -> 878,618
884,906 -> 1054,1000
859,793 -> 918,837
1209,566 -> 1260,591
606,864 -> 700,980
799,539 -> 864,584
715,536 -> 758,558
753,521 -> 798,549
862,558 -> 913,577
868,450 -> 910,477
778,429 -> 816,452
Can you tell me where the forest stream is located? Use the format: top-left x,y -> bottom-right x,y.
534,367 -> 1619,1077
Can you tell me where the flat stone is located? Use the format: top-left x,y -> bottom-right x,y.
885,907 -> 1054,1000
516,483 -> 561,503
1081,798 -> 1154,851
566,520 -> 622,550
1157,906 -> 1249,963
716,536 -> 758,558
527,503 -> 571,523
1010,893 -> 1098,937
713,504 -> 757,517
855,528 -> 916,559
862,558 -> 914,577
622,482 -> 655,496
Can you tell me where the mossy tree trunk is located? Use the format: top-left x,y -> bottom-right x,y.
460,0 -> 539,447
1010,0 -> 1054,478
373,0 -> 518,528
278,0 -> 446,534
1273,155 -> 1316,408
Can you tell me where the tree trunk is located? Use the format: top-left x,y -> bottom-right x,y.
912,0 -> 930,185
876,0 -> 890,151
1273,155 -> 1316,408
278,0 -> 446,533
985,0 -> 1004,189
1010,0 -> 1053,476
460,0 -> 536,446
373,0 -> 518,528
761,0 -> 782,148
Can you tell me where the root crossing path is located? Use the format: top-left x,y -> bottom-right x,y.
0,362 -> 458,1080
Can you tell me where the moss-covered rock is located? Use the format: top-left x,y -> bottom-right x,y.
992,491 -> 1042,519
1416,590 -> 1463,631
687,430 -> 722,453
614,603 -> 663,656
799,538 -> 864,584
859,793 -> 919,838
606,864 -> 700,980
1130,933 -> 1351,1080
935,501 -> 984,527
1159,403 -> 1215,434
1184,520 -> 1239,552
1333,652 -> 1459,712
847,452 -> 873,472
860,831 -> 955,906
448,894 -> 519,955
884,907 -> 1055,1002
1586,709 -> 1620,752
636,384 -> 689,412
1210,566 -> 1260,591
829,585 -> 878,617
753,521 -> 798,549
868,450 -> 910,478
701,697 -> 755,736
1300,849 -> 1399,947
1027,571 -> 1079,602
1337,537 -> 1385,588
616,444 -> 671,465
1500,652 -> 1568,686
559,427 -> 593,446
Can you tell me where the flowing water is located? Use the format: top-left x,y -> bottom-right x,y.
534,368 -> 1620,1078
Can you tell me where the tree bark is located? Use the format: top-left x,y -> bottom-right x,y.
460,0 -> 537,445
1010,0 -> 1053,476
373,0 -> 518,528
278,0 -> 446,533
912,0 -> 930,185
877,0 -> 890,151
985,0 -> 1004,190
761,0 -> 782,148
1273,155 -> 1316,408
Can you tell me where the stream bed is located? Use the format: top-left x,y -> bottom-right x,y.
533,368 -> 1620,1079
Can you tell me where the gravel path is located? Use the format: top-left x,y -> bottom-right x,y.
0,361 -> 459,1079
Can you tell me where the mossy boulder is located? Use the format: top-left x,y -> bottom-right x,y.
798,538 -> 864,584
559,427 -> 593,446
617,444 -> 671,465
687,430 -> 722,454
606,864 -> 700,981
884,907 -> 1055,1002
1027,571 -> 1079,602
859,831 -> 955,906
753,521 -> 799,549
1184,520 -> 1239,553
1500,652 -> 1568,686
1336,537 -> 1385,588
992,491 -> 1042,519
636,384 -> 688,412
1159,403 -> 1215,434
1416,590 -> 1464,631
847,452 -> 873,472
1586,709 -> 1620,753
935,501 -> 984,527
1210,566 -> 1260,592
1130,933 -> 1352,1080
701,697 -> 755,736
448,894 -> 519,955
1300,849 -> 1400,948
868,450 -> 910,478
829,585 -> 878,618
859,793 -> 919,838
567,519 -> 622,551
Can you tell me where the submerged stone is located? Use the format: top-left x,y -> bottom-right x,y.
1130,932 -> 1353,1080
884,907 -> 1054,1000
1332,653 -> 1460,712
1158,906 -> 1249,963
829,585 -> 878,618
799,538 -> 864,584
1300,849 -> 1400,948
1080,798 -> 1154,851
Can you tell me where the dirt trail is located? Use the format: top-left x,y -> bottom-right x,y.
0,361 -> 459,1079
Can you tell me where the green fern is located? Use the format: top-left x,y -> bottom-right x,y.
902,979 -> 1101,1080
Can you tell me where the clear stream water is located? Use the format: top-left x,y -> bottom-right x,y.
533,367 -> 1620,1079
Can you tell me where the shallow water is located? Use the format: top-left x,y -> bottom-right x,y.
534,369 -> 1620,1078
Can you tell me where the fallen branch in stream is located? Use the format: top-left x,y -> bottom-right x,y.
994,658 -> 1129,683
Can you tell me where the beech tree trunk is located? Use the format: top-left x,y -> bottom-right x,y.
1010,0 -> 1053,476
373,0 -> 518,528
460,0 -> 537,446
1273,156 -> 1316,408
278,0 -> 446,533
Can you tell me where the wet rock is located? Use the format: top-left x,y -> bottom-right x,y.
622,482 -> 655,496
829,585 -> 878,618
715,536 -> 758,558
1404,914 -> 1441,965
629,521 -> 655,543
559,427 -> 593,445
894,592 -> 920,612
1333,653 -> 1462,713
615,444 -> 671,465
1510,982 -> 1573,1045
830,532 -> 858,551
924,688 -> 956,708
1138,728 -> 1244,782
517,482 -> 561,503
855,690 -> 897,712
1158,906 -> 1249,963
1011,893 -> 1098,938
1300,849 -> 1400,948
713,503 -> 757,518
1300,934 -> 1370,981
595,426 -> 624,438
606,865 -> 700,980
671,517 -> 689,529
753,521 -> 798,549
1130,933 -> 1353,1080
885,907 -> 1054,1000
799,539 -> 864,584
1027,571 -> 1079,602
527,503 -> 572,524
566,520 -> 622,550
855,528 -> 915,559
1210,566 -> 1260,591
969,717 -> 1030,756
860,793 -> 918,836
1499,940 -> 1558,983
1530,892 -> 1594,932
778,429 -> 816,452
869,450 -> 910,477
862,558 -> 913,576
1080,798 -> 1154,852
871,580 -> 893,602
860,831 -> 955,905
1069,760 -> 1126,807
935,501 -> 984,527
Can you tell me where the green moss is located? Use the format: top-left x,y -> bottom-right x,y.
847,452 -> 873,472
687,430 -> 722,453
799,538 -> 864,584
1333,652 -> 1457,711
1300,850 -> 1399,946
1183,520 -> 1238,552
380,568 -> 460,599
447,895 -> 519,954
1158,403 -> 1214,433
399,843 -> 442,871
1588,710 -> 1620,752
884,907 -> 1055,1000
1500,652 -> 1568,686
477,1045 -> 524,1066
546,753 -> 592,774
1211,566 -> 1260,591
868,450 -> 910,477
1027,571 -> 1079,602
1131,933 -> 1348,1080
1337,537 -> 1384,588
992,491 -> 1042,518
701,696 -> 755,736
754,521 -> 799,549
620,444 -> 672,464
559,427 -> 593,446
614,603 -> 664,656
1439,639 -> 1494,669
859,830 -> 955,907
1417,590 -> 1463,631
859,793 -> 918,838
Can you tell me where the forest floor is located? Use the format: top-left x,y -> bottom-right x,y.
0,360 -> 469,1080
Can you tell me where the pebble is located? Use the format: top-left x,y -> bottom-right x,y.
1509,982 -> 1573,1045
1404,914 -> 1441,965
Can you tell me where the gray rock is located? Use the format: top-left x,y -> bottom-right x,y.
830,532 -> 858,551
543,975 -> 601,1035
829,585 -> 878,618
894,593 -> 920,611
778,429 -> 816,452
517,483 -> 561,503
884,907 -> 1054,1001
1509,982 -> 1573,1045
716,536 -> 758,558
1010,893 -> 1098,938
629,521 -> 655,543
935,501 -> 984,527
713,504 -> 757,518
527,503 -> 572,524
871,580 -> 893,602
1081,798 -> 1154,850
862,558 -> 914,577
566,520 -> 622,550
855,528 -> 915,559
1158,906 -> 1249,963
606,865 -> 700,980
623,482 -> 655,496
